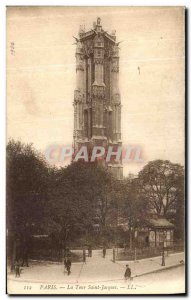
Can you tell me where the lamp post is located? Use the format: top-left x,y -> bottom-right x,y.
161,230 -> 166,266
134,230 -> 137,262
161,243 -> 165,266
114,204 -> 118,256
113,247 -> 116,263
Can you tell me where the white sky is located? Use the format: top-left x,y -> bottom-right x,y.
7,6 -> 185,176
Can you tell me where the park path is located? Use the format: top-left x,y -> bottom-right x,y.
7,250 -> 185,294
7,250 -> 184,284
75,249 -> 126,283
7,249 -> 125,285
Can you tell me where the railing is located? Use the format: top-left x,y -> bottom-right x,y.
116,242 -> 184,261
116,247 -> 162,261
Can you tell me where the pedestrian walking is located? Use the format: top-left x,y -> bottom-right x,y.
103,246 -> 106,258
124,264 -> 131,281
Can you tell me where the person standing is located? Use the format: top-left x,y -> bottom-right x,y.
103,246 -> 106,258
113,247 -> 116,263
64,257 -> 68,274
21,245 -> 29,267
83,249 -> 86,263
124,243 -> 128,253
88,245 -> 92,257
66,258 -> 71,275
15,260 -> 21,278
124,264 -> 131,281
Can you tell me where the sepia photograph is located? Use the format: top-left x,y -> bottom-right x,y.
6,6 -> 185,295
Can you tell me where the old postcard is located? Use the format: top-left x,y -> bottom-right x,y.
6,6 -> 185,295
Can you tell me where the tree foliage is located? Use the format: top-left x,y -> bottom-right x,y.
7,140 -> 185,262
7,139 -> 49,236
44,161 -> 115,249
138,160 -> 184,217
7,139 -> 50,263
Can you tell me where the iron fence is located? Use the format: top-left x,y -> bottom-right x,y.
116,242 -> 184,261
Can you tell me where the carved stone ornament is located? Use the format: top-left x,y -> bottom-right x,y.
74,90 -> 83,102
94,58 -> 104,65
111,59 -> 119,72
76,64 -> 84,71
112,45 -> 119,57
113,93 -> 121,104
76,53 -> 84,71
92,86 -> 105,98
82,40 -> 94,57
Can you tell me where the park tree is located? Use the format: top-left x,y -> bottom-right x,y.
44,161 -> 115,254
115,177 -> 148,249
173,171 -> 184,240
7,139 -> 50,267
7,140 -> 117,263
138,160 -> 184,238
92,165 -> 115,232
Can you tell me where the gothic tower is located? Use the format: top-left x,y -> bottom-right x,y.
73,18 -> 123,179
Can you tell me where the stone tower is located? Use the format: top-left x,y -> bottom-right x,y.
73,18 -> 123,179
